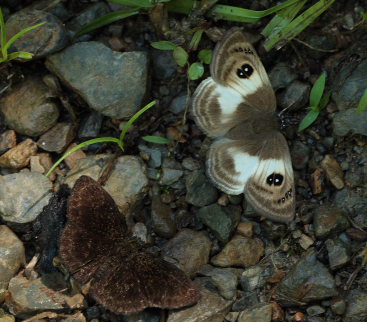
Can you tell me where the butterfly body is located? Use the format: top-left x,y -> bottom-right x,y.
192,29 -> 295,223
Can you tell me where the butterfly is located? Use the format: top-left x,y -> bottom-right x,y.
59,175 -> 200,314
191,28 -> 295,223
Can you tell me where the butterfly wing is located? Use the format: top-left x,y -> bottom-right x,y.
90,251 -> 200,314
191,28 -> 276,137
59,175 -> 128,283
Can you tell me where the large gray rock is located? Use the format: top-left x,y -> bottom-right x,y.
46,42 -> 148,119
333,109 -> 367,136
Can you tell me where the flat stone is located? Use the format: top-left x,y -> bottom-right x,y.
291,141 -> 310,170
211,235 -> 264,268
0,78 -> 59,136
37,122 -> 76,153
313,205 -> 349,239
0,226 -> 26,302
205,268 -> 238,300
344,290 -> 367,322
0,130 -> 16,154
279,80 -> 310,111
237,303 -> 272,322
46,42 -> 148,119
6,10 -> 70,59
167,287 -> 233,322
0,172 -> 52,224
325,238 -> 351,270
162,229 -> 211,277
186,170 -> 218,207
0,139 -> 37,169
333,109 -> 367,136
269,62 -> 297,91
321,155 -> 344,190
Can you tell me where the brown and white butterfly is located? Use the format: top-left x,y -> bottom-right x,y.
191,28 -> 295,223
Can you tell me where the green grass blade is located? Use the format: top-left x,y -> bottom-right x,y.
166,0 -> 199,14
319,90 -> 331,110
7,51 -> 34,60
262,0 -> 307,37
151,41 -> 177,50
189,28 -> 204,51
310,72 -> 326,107
264,0 -> 335,50
0,7 -> 7,59
75,9 -> 140,37
357,88 -> 367,114
119,100 -> 157,143
142,136 -> 171,144
298,109 -> 319,131
108,0 -> 154,8
45,137 -> 121,178
4,22 -> 45,53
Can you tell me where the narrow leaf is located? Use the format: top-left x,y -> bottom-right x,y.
310,72 -> 326,107
108,0 -> 153,7
173,46 -> 188,67
298,109 -> 320,131
75,9 -> 139,37
319,90 -> 331,110
151,41 -> 177,50
188,62 -> 204,80
0,7 -> 7,59
198,49 -> 212,64
142,136 -> 171,144
7,51 -> 34,61
357,88 -> 367,114
189,29 -> 204,51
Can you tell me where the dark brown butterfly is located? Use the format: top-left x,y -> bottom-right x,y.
59,175 -> 200,314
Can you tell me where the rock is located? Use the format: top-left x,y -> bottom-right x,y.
313,205 -> 349,239
0,226 -> 26,302
310,168 -> 324,194
159,158 -> 183,185
151,184 -> 176,239
325,239 -> 351,270
211,235 -> 264,268
138,144 -> 166,169
269,62 -> 297,91
151,49 -> 177,80
321,155 -> 344,189
0,130 -> 16,154
298,233 -> 314,250
186,171 -> 218,207
30,153 -> 54,178
170,94 -> 187,114
0,139 -> 37,168
278,80 -> 310,110
5,273 -> 83,316
236,222 -> 254,238
64,155 -> 148,213
331,298 -> 346,315
0,78 -> 59,136
306,305 -> 325,316
167,287 -> 233,322
305,34 -> 337,59
66,2 -> 110,34
37,122 -> 76,153
275,250 -> 338,305
46,42 -> 148,119
291,141 -> 310,170
335,188 -> 367,217
197,204 -> 241,243
120,310 -> 161,322
333,109 -> 367,136
182,157 -> 201,171
237,303 -> 273,322
344,290 -> 367,322
204,268 -> 238,300
332,55 -> 367,111
5,10 -> 70,59
132,222 -> 151,244
0,172 -> 52,224
162,229 -> 211,277
240,265 -> 265,291
78,111 -> 103,138
64,143 -> 87,169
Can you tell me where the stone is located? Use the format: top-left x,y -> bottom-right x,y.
0,226 -> 26,302
0,130 -> 16,154
159,158 -> 183,185
325,238 -> 351,270
167,287 -> 233,322
278,80 -> 310,111
275,250 -> 338,305
237,303 -> 272,322
211,235 -> 264,268
321,155 -> 344,189
291,141 -> 310,170
0,78 -> 59,136
151,49 -> 177,80
78,111 -> 103,138
333,109 -> 367,136
313,205 -> 349,239
37,122 -> 76,153
0,139 -> 37,169
186,171 -> 218,207
269,62 -> 297,91
5,10 -> 70,59
46,42 -> 148,119
205,268 -> 238,300
0,172 -> 52,224
170,94 -> 187,114
344,290 -> 367,322
162,229 -> 211,277
198,204 -> 241,243
64,143 -> 87,169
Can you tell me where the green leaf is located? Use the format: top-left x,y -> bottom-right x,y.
7,51 -> 34,60
319,90 -> 331,110
262,0 -> 307,38
75,9 -> 139,37
310,72 -> 326,107
0,7 -> 7,59
298,109 -> 320,131
173,46 -> 188,67
142,136 -> 171,144
188,62 -> 204,80
151,41 -> 177,50
108,0 -> 154,8
264,0 -> 335,51
357,88 -> 367,114
189,29 -> 204,51
198,49 -> 212,64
